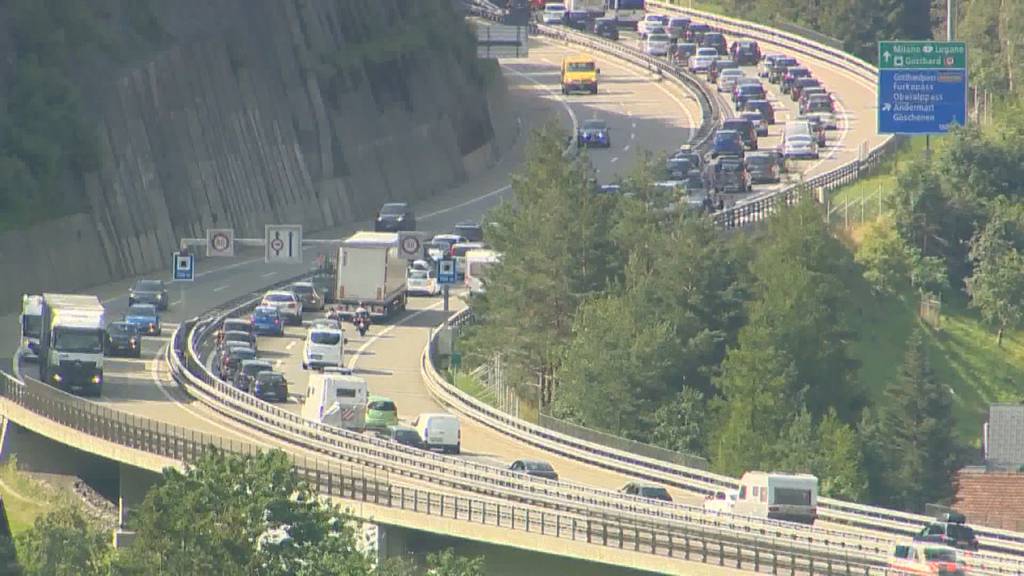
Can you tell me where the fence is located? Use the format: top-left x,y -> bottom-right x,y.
826,185 -> 892,230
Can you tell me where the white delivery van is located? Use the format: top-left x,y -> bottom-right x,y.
464,249 -> 500,295
450,242 -> 485,280
302,373 -> 368,431
302,328 -> 345,370
413,413 -> 461,454
19,294 -> 44,360
733,471 -> 818,525
335,232 -> 407,319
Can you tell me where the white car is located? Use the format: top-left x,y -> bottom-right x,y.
688,47 -> 718,74
541,2 -> 566,24
804,110 -> 838,130
704,490 -> 738,514
637,14 -> 666,38
413,413 -> 461,454
783,134 -> 819,160
716,69 -> 745,93
260,290 -> 303,325
644,34 -> 672,57
407,268 -> 440,296
302,328 -> 344,370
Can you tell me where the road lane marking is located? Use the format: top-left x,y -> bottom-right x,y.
213,285 -> 230,293
623,144 -> 631,151
261,272 -> 278,278
611,157 -> 619,163
286,341 -> 296,351
347,302 -> 444,370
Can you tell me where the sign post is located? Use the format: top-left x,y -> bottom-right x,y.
264,225 -> 303,264
437,258 -> 457,313
877,41 -> 967,135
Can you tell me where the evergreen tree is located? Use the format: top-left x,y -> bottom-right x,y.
875,328 -> 958,510
16,507 -> 110,576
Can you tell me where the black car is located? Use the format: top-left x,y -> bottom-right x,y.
129,279 -> 168,311
665,17 -> 690,40
769,56 -> 799,83
730,40 -> 761,65
711,157 -> 750,194
721,119 -> 757,150
105,322 -> 142,358
563,10 -> 590,31
782,66 -> 812,94
666,156 -> 695,180
383,424 -> 423,449
233,359 -> 274,392
684,22 -> 711,43
914,513 -> 980,551
218,345 -> 255,380
745,151 -> 781,184
374,202 -> 416,232
707,58 -> 737,83
252,371 -> 289,402
509,459 -> 559,481
453,222 -> 484,242
671,42 -> 698,66
577,118 -> 611,148
672,146 -> 704,171
219,330 -> 257,354
743,98 -> 776,124
699,32 -> 728,56
591,18 -> 619,40
791,77 -> 822,102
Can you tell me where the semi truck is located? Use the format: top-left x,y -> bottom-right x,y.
37,294 -> 106,396
333,232 -> 407,319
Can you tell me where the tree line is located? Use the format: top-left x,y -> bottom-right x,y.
463,123 -> 960,511
0,450 -> 485,576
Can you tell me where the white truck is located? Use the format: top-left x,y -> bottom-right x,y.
302,372 -> 368,431
37,294 -> 106,396
334,232 -> 407,319
733,471 -> 818,525
567,0 -> 607,13
19,294 -> 44,360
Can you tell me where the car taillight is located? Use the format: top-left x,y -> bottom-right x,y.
768,506 -> 779,512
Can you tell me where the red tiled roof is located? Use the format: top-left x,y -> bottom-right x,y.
952,471 -> 1024,531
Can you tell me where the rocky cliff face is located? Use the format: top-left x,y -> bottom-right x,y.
0,0 -> 504,304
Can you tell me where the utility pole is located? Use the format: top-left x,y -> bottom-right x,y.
947,0 -> 956,42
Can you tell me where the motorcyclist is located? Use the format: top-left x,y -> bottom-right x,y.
353,302 -> 370,335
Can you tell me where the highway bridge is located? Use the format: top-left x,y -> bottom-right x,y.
2,3 -> 1023,575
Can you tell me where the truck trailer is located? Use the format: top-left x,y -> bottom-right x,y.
37,294 -> 106,396
333,232 -> 407,319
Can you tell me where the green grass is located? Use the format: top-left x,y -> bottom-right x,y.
0,460 -> 81,535
450,371 -> 499,408
845,270 -> 1024,448
830,137 -> 928,208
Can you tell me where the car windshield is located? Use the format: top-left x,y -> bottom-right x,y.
719,160 -> 743,171
668,158 -> 693,172
231,348 -> 256,360
746,155 -> 773,166
290,284 -> 313,294
648,34 -> 670,42
721,70 -> 744,78
369,400 -> 396,411
409,269 -> 430,280
53,328 -> 103,353
696,48 -> 717,56
128,305 -> 156,316
107,323 -> 137,335
310,331 -> 341,345
244,363 -> 271,376
380,203 -> 407,215
135,280 -> 162,291
582,119 -> 606,130
395,429 -> 419,441
947,524 -> 975,540
807,99 -> 832,112
640,487 -> 671,499
723,121 -> 750,131
923,548 -> 958,562
545,3 -> 565,10
669,18 -> 688,26
265,293 -> 294,303
714,131 -> 739,143
22,315 -> 41,337
789,136 -> 813,146
567,61 -> 595,72
254,307 -> 279,317
524,461 -> 554,472
257,373 -> 285,385
225,332 -> 249,342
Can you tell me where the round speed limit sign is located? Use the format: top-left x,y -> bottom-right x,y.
400,235 -> 421,258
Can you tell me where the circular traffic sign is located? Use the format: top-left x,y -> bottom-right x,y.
270,237 -> 285,253
401,235 -> 421,255
211,232 -> 231,252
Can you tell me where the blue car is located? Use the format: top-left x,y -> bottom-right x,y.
576,119 -> 611,148
710,129 -> 745,159
250,306 -> 284,336
124,304 -> 161,336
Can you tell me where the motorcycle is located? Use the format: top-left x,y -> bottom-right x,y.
353,313 -> 370,337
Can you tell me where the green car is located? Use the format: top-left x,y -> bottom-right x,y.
365,396 -> 398,430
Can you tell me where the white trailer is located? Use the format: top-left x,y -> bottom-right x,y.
334,232 -> 407,319
19,294 -> 43,360
38,294 -> 106,396
733,471 -> 818,525
567,0 -> 607,13
302,372 -> 368,432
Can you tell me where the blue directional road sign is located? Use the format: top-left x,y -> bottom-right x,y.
437,258 -> 457,285
172,251 -> 194,282
877,41 -> 967,135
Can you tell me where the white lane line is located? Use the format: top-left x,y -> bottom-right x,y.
148,344 -> 276,449
212,284 -> 230,293
285,341 -> 296,351
347,303 -> 444,370
261,272 -> 278,278
169,299 -> 182,306
623,144 -> 631,151
632,122 -> 638,129
502,62 -> 579,133
611,156 -> 620,163
631,133 -> 636,140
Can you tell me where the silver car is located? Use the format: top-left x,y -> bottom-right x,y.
289,282 -> 323,311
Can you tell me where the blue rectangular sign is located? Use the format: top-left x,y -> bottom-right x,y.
172,252 -> 194,282
878,68 -> 967,135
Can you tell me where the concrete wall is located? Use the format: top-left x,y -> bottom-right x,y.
0,0 -> 504,311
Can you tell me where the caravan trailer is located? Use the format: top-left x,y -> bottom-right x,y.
733,471 -> 818,525
302,372 -> 369,432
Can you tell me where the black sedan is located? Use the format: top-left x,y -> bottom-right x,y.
509,459 -> 559,481
105,322 -> 142,358
129,279 -> 169,311
577,119 -> 611,148
374,202 -> 416,232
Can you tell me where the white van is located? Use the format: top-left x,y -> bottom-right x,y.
302,328 -> 345,370
302,373 -> 368,431
413,413 -> 461,454
704,489 -> 738,514
464,249 -> 500,295
451,242 -> 485,280
733,471 -> 818,525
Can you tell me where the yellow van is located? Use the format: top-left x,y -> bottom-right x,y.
561,55 -> 599,95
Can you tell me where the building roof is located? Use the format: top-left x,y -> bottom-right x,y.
986,404 -> 1024,469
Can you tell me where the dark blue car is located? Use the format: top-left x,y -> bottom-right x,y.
250,306 -> 284,336
577,119 -> 610,148
710,129 -> 745,159
124,304 -> 161,336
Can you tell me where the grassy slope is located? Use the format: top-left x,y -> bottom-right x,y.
0,462 -> 81,535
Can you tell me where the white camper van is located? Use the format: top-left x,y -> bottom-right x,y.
733,471 -> 818,525
464,249 -> 500,295
301,373 -> 368,431
413,413 -> 461,454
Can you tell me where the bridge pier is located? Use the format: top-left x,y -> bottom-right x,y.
114,463 -> 160,548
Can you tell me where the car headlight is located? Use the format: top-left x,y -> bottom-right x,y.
157,294 -> 164,300
91,375 -> 102,384
53,374 -> 62,383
